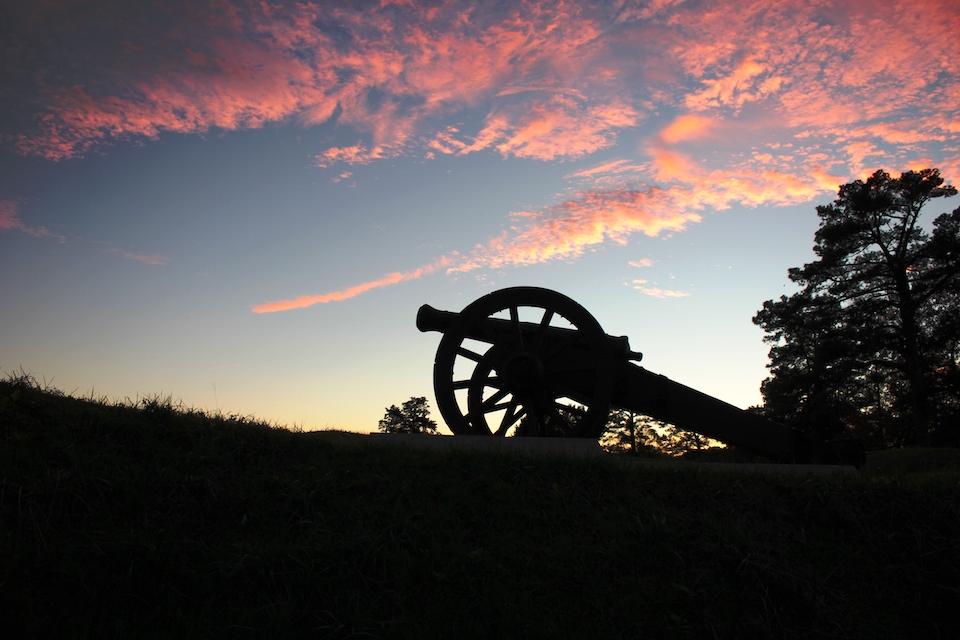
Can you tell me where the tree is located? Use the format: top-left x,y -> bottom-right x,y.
754,169 -> 960,446
600,409 -> 660,456
600,409 -> 723,458
653,424 -> 722,458
377,396 -> 439,434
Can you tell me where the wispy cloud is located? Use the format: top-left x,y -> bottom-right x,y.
659,114 -> 716,143
630,278 -> 690,298
106,248 -> 168,266
315,146 -> 384,168
2,200 -> 168,266
0,200 -> 64,241
451,187 -> 701,272
426,96 -> 640,161
252,256 -> 453,314
250,184 -> 705,313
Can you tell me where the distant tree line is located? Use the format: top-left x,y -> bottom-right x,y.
601,409 -> 720,457
753,169 -> 959,448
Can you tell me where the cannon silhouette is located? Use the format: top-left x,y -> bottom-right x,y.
417,287 -> 863,465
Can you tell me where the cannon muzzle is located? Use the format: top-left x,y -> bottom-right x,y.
416,304 -> 460,334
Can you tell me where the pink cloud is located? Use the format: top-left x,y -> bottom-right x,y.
616,0 -> 687,22
249,142 -> 945,311
15,1 -> 624,163
453,143 -> 847,278
252,256 -> 453,313
631,278 -> 689,298
428,96 -> 639,162
251,186 -> 702,312
0,200 -> 63,241
315,145 -> 384,168
659,114 -> 716,143
0,201 -> 20,231
451,188 -> 702,273
684,58 -> 772,111
494,99 -> 638,160
846,141 -> 880,175
17,40 -> 339,161
564,158 -> 651,189
567,159 -> 640,180
646,146 -> 847,209
12,0 -> 958,182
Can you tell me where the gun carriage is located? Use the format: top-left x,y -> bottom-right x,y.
417,287 -> 862,465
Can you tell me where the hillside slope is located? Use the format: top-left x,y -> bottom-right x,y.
2,378 -> 958,639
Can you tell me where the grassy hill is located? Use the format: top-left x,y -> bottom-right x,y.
2,375 -> 959,639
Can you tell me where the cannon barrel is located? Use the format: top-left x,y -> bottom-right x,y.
613,363 -> 863,465
614,363 -> 799,461
417,304 -> 641,360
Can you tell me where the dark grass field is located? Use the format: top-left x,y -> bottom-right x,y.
2,376 -> 959,639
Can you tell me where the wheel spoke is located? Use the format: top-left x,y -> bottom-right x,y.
534,308 -> 554,350
508,407 -> 527,429
481,388 -> 510,412
453,376 -> 501,390
509,305 -> 524,349
495,400 -> 526,436
495,399 -> 517,436
456,346 -> 484,361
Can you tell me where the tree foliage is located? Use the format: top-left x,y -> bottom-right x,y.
754,169 -> 960,447
601,409 -> 662,456
601,409 -> 722,457
377,396 -> 439,435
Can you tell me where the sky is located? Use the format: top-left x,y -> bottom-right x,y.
2,0 -> 958,432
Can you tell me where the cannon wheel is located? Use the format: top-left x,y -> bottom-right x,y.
432,287 -> 615,438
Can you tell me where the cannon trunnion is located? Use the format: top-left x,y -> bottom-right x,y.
417,286 -> 863,466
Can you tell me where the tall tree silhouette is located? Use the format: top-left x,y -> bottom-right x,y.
755,169 -> 959,446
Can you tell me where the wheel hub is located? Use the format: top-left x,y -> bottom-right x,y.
502,351 -> 545,393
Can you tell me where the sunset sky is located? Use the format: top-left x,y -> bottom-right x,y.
2,0 -> 958,431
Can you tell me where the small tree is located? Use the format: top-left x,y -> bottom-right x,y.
377,396 -> 438,434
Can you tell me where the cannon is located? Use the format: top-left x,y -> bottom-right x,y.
417,286 -> 863,466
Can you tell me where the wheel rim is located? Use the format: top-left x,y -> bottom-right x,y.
432,287 -> 615,438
